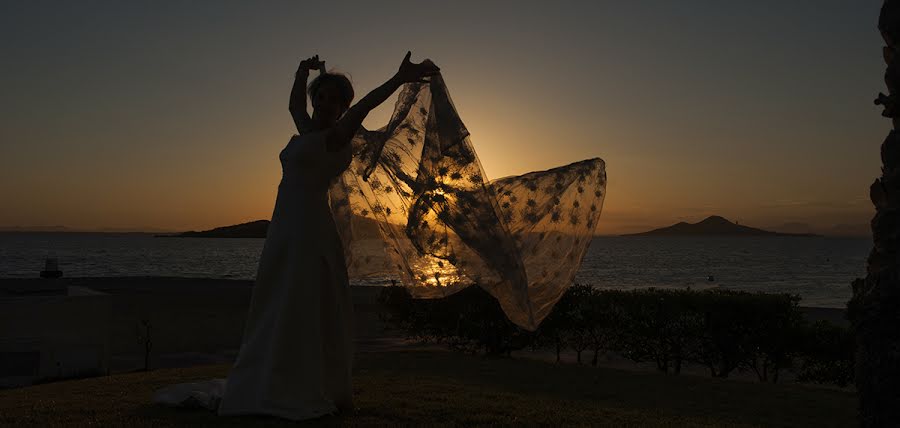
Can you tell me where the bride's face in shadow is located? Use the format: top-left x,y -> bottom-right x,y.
312,81 -> 349,129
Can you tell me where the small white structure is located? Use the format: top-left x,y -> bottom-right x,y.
0,279 -> 111,388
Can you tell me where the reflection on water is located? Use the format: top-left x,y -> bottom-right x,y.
0,233 -> 869,307
409,255 -> 464,288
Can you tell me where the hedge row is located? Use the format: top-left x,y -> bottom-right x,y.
377,284 -> 854,386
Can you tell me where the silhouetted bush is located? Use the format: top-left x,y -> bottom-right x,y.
687,291 -> 804,380
536,284 -> 594,362
797,320 -> 855,387
606,288 -> 704,374
738,292 -> 805,382
378,285 -> 531,355
378,284 -> 853,386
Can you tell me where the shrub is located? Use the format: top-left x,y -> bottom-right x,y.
740,293 -> 804,383
687,290 -> 804,380
797,320 -> 855,387
606,288 -> 704,374
378,285 -> 532,355
377,283 -> 853,387
536,284 -> 593,362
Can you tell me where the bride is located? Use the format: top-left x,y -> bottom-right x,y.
153,52 -> 439,421
155,49 -> 606,420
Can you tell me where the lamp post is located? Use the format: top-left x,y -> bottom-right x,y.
40,255 -> 63,279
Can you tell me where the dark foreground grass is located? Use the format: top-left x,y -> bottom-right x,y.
0,350 -> 855,427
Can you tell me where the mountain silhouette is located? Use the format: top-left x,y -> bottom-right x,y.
0,225 -> 71,232
162,220 -> 270,238
623,215 -> 819,237
162,216 -> 387,238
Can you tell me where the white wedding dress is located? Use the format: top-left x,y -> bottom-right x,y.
154,76 -> 607,420
154,129 -> 355,420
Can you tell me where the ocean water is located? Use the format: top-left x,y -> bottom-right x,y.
575,236 -> 868,308
0,233 -> 869,308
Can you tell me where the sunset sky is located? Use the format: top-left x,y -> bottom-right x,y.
0,1 -> 887,235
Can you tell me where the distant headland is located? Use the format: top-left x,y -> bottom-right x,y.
163,215 -> 822,239
159,216 -> 384,238
158,220 -> 269,238
622,215 -> 821,237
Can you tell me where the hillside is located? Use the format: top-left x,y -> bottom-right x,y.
162,216 -> 387,238
162,220 -> 269,238
624,215 -> 819,237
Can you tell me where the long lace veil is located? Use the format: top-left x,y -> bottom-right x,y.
329,75 -> 606,331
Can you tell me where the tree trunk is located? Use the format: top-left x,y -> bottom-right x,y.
555,337 -> 561,363
849,2 -> 900,426
144,340 -> 152,372
750,359 -> 763,382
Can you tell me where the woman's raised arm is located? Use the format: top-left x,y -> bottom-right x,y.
326,51 -> 439,151
289,55 -> 325,134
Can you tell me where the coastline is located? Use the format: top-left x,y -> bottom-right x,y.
1,276 -> 849,376
4,275 -> 848,317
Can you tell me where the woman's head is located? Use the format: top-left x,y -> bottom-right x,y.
308,72 -> 354,127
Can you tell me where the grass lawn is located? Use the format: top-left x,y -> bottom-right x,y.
0,350 -> 855,427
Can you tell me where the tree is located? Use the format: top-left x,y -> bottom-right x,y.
849,2 -> 900,425
136,319 -> 152,372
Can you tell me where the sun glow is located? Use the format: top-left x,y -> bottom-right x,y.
415,256 -> 463,288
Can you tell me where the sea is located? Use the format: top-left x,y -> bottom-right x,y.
0,233 -> 870,308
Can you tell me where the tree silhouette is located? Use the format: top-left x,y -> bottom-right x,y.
849,2 -> 900,425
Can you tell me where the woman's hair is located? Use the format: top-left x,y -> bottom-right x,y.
307,72 -> 354,111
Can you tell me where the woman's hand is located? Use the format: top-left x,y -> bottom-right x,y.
297,55 -> 326,76
394,51 -> 440,84
291,55 -> 324,132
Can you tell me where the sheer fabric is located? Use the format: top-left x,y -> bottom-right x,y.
330,76 -> 606,330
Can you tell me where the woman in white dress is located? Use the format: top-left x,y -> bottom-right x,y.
214,52 -> 439,421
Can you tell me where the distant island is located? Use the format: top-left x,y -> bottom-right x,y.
159,220 -> 269,238
160,216 -> 386,238
622,215 -> 821,237
163,215 -> 824,239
